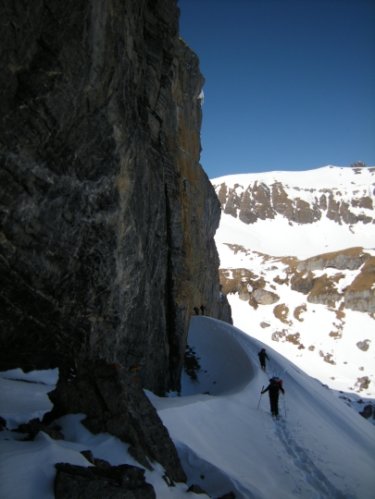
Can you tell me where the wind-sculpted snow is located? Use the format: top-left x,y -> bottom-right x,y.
1,317 -> 375,498
271,420 -> 349,498
151,317 -> 375,498
0,369 -> 57,430
181,316 -> 254,395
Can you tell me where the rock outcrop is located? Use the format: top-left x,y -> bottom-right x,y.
214,166 -> 375,227
54,462 -> 155,499
219,247 -> 375,314
295,249 -> 375,313
46,361 -> 187,483
296,247 -> 368,272
0,0 -> 228,395
344,256 -> 375,313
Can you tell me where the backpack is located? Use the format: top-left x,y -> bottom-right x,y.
270,377 -> 283,389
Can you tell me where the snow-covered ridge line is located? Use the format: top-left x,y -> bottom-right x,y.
212,164 -> 375,258
211,164 -> 375,191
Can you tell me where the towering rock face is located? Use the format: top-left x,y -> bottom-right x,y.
0,0 -> 225,394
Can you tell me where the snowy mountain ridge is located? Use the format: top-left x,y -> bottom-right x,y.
213,164 -> 374,191
214,165 -> 375,237
212,165 -> 375,405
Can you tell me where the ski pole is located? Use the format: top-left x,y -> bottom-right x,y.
257,386 -> 264,410
283,394 -> 287,418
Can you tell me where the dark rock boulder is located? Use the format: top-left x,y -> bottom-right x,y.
359,404 -> 375,421
46,361 -> 186,483
252,288 -> 279,305
187,484 -> 208,495
290,271 -> 315,294
15,418 -> 64,441
307,274 -> 343,308
54,463 -> 155,499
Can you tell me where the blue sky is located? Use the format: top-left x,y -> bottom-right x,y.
178,0 -> 375,178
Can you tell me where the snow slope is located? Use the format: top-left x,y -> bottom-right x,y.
1,317 -> 375,498
0,369 -> 204,499
216,212 -> 375,260
213,165 -> 375,259
152,317 -> 375,498
212,166 -> 375,399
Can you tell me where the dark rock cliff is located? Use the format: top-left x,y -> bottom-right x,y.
0,0 -> 229,486
0,0 -> 227,395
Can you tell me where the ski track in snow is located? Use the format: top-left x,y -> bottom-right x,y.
259,391 -> 325,498
271,418 -> 350,499
181,318 -> 375,499
258,362 -> 359,499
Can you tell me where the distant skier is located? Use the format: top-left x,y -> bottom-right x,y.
258,348 -> 269,371
261,377 -> 285,418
